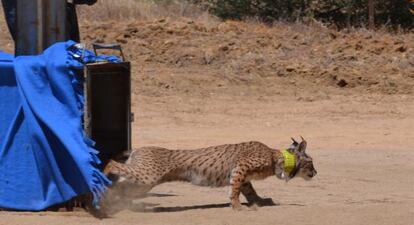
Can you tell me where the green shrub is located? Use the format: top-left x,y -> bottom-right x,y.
193,0 -> 413,29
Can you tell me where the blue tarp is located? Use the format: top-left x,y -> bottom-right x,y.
0,41 -> 112,210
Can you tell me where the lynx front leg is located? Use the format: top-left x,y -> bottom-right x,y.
229,166 -> 247,210
241,182 -> 275,207
240,182 -> 262,204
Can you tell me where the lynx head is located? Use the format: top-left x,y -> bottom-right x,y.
285,137 -> 317,181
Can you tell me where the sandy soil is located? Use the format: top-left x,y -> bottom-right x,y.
1,10 -> 414,225
1,93 -> 414,225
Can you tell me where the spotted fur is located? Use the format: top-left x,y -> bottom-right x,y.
104,138 -> 316,210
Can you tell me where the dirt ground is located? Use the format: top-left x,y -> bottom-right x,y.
1,11 -> 414,225
1,94 -> 414,225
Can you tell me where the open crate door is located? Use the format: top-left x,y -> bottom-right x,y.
84,55 -> 132,168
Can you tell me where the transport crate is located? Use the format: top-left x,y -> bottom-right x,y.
84,44 -> 132,167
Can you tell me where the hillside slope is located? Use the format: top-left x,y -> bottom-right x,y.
80,19 -> 414,97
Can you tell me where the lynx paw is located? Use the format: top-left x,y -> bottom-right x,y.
231,200 -> 243,211
253,198 -> 275,207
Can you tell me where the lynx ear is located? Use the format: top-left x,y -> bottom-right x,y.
291,137 -> 299,146
288,137 -> 299,152
298,136 -> 307,153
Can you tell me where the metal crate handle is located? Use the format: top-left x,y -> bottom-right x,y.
92,43 -> 126,61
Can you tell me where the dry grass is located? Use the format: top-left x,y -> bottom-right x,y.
77,0 -> 213,22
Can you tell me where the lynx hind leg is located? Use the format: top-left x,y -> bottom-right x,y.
101,182 -> 154,214
105,160 -> 154,185
240,182 -> 275,207
102,161 -> 156,214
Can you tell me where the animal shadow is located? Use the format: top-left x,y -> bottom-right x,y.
131,197 -> 278,213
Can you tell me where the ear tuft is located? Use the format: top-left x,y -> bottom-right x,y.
291,137 -> 299,146
298,137 -> 307,153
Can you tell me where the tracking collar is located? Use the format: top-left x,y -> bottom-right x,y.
282,149 -> 296,177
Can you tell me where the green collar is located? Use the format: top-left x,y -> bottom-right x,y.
282,149 -> 296,175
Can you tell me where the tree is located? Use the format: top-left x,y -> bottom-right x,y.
368,0 -> 375,29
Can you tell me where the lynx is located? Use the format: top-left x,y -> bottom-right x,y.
104,137 -> 317,210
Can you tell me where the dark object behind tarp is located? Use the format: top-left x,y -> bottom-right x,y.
1,0 -> 97,55
15,0 -> 66,55
84,43 -> 132,167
